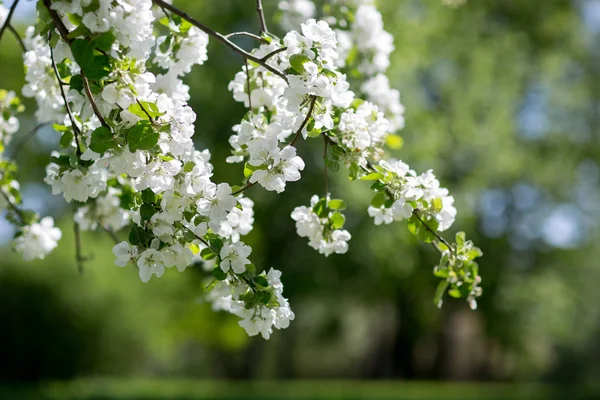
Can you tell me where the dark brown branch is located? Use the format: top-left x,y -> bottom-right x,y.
323,137 -> 329,196
136,99 -> 154,123
289,96 -> 317,147
255,0 -> 269,35
49,32 -> 83,157
7,24 -> 26,52
73,217 -> 85,274
232,181 -> 257,196
244,58 -> 252,110
412,210 -> 454,253
0,0 -> 20,47
260,46 -> 287,62
151,0 -> 287,82
43,0 -> 110,129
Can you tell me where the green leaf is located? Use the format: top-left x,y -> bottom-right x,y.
59,131 -> 74,148
289,54 -> 311,74
71,39 -> 94,68
89,126 -> 115,153
253,276 -> 269,287
70,75 -> 84,92
201,248 -> 217,261
371,192 -> 386,208
433,280 -> 449,308
456,232 -> 466,247
140,203 -> 156,221
417,218 -> 439,243
127,121 -> 158,151
141,188 -> 157,204
183,161 -> 195,173
328,199 -> 346,211
128,101 -> 164,120
330,211 -> 345,229
313,198 -> 328,218
360,172 -> 384,181
93,31 -> 116,52
212,266 -> 227,281
84,55 -> 111,80
128,224 -> 149,246
258,291 -> 272,305
71,39 -> 111,80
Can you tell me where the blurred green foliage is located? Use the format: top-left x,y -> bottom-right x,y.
0,0 -> 599,387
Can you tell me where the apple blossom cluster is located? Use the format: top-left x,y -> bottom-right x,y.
291,195 -> 351,256
8,0 -> 297,338
208,267 -> 294,339
1,0 -> 483,336
366,159 -> 457,232
0,91 -> 62,261
279,0 -> 405,133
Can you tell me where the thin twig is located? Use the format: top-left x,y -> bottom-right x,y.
9,123 -> 48,159
323,137 -> 329,196
225,31 -> 268,43
244,58 -> 252,110
232,181 -> 257,196
43,0 -> 110,129
0,0 -> 20,47
289,96 -> 317,147
255,0 -> 269,35
81,71 -> 109,128
73,216 -> 85,274
136,99 -> 155,123
7,25 -> 26,52
151,0 -> 288,82
102,224 -> 120,244
412,210 -> 454,253
0,186 -> 24,224
49,32 -> 83,157
260,46 -> 287,62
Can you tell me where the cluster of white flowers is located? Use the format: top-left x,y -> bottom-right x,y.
0,90 -> 22,145
1,0 -> 482,336
367,159 -> 457,232
209,268 -> 294,339
0,86 -> 61,261
291,195 -> 351,256
11,0 -> 300,338
13,217 -> 62,261
279,0 -> 405,134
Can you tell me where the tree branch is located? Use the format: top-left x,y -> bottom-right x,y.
232,181 -> 257,196
289,95 -> 317,147
43,0 -> 110,129
0,0 -> 20,47
7,24 -> 26,52
49,32 -> 83,157
255,0 -> 269,35
151,0 -> 288,82
244,58 -> 252,110
101,224 -> 120,244
323,136 -> 329,196
9,123 -> 48,159
0,186 -> 24,224
225,31 -> 267,43
73,216 -> 85,274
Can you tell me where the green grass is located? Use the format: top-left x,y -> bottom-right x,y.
0,379 -> 598,400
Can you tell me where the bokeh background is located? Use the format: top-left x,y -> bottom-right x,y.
1,0 -> 600,398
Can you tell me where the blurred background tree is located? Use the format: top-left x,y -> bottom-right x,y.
1,0 -> 599,387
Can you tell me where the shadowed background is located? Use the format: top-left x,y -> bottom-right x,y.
0,0 -> 599,398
